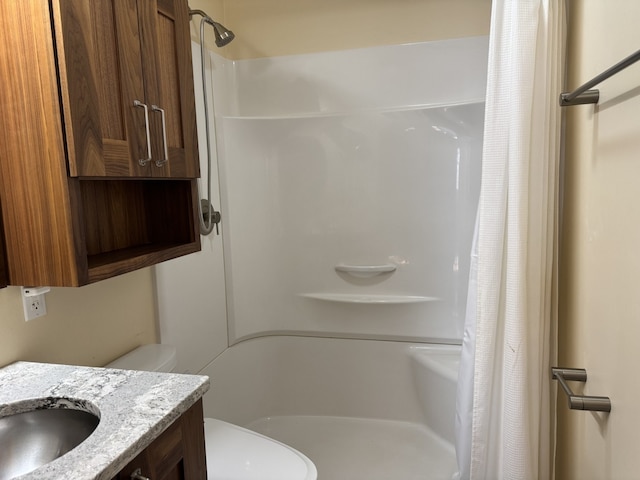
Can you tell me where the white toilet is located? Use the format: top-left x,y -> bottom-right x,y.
107,344 -> 317,480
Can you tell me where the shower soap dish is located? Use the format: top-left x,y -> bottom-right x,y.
335,264 -> 396,278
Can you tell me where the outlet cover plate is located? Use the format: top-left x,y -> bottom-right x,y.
21,287 -> 48,321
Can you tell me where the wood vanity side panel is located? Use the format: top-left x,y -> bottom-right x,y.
180,399 -> 208,479
113,400 -> 207,480
0,1 -> 82,286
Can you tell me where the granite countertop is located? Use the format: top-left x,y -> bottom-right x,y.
0,361 -> 210,480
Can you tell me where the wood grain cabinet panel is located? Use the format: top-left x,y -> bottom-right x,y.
0,0 -> 201,286
55,0 -> 147,177
55,0 -> 199,178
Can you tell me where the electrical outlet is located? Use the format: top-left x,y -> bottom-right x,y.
21,287 -> 49,321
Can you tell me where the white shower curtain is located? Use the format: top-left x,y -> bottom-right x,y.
455,0 -> 564,479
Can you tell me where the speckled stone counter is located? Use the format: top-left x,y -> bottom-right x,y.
0,361 -> 210,480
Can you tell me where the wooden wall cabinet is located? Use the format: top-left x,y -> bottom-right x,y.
113,400 -> 208,480
0,0 -> 201,287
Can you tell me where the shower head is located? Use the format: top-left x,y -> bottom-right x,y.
211,21 -> 235,47
189,9 -> 235,47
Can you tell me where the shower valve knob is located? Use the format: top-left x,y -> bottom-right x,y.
200,199 -> 222,235
212,210 -> 221,234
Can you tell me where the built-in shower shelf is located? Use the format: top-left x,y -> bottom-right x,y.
299,293 -> 439,304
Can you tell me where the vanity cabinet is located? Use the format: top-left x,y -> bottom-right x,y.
0,0 -> 200,286
113,400 -> 207,480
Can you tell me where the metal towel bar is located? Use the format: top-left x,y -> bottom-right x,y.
560,48 -> 640,106
551,367 -> 611,412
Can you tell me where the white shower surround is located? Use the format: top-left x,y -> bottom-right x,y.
157,36 -> 489,478
218,37 -> 489,117
216,37 -> 489,344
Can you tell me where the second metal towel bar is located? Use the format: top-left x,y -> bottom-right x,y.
551,367 -> 611,412
560,48 -> 640,106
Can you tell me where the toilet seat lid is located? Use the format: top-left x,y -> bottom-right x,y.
204,418 -> 317,480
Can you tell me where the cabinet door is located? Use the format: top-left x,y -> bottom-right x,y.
54,0 -> 153,177
138,0 -> 200,178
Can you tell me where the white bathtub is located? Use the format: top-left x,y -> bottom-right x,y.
200,335 -> 460,479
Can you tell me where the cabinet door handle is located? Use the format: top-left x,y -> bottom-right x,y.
151,105 -> 169,167
130,468 -> 150,480
133,100 -> 152,166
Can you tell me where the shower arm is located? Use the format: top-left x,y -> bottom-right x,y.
190,9 -> 218,30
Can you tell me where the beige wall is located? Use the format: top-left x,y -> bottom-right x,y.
197,0 -> 491,59
0,269 -> 157,368
558,1 -> 640,478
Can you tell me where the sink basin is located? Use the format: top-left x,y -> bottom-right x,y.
0,406 -> 100,479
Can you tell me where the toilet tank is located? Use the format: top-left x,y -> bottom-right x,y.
106,344 -> 177,372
